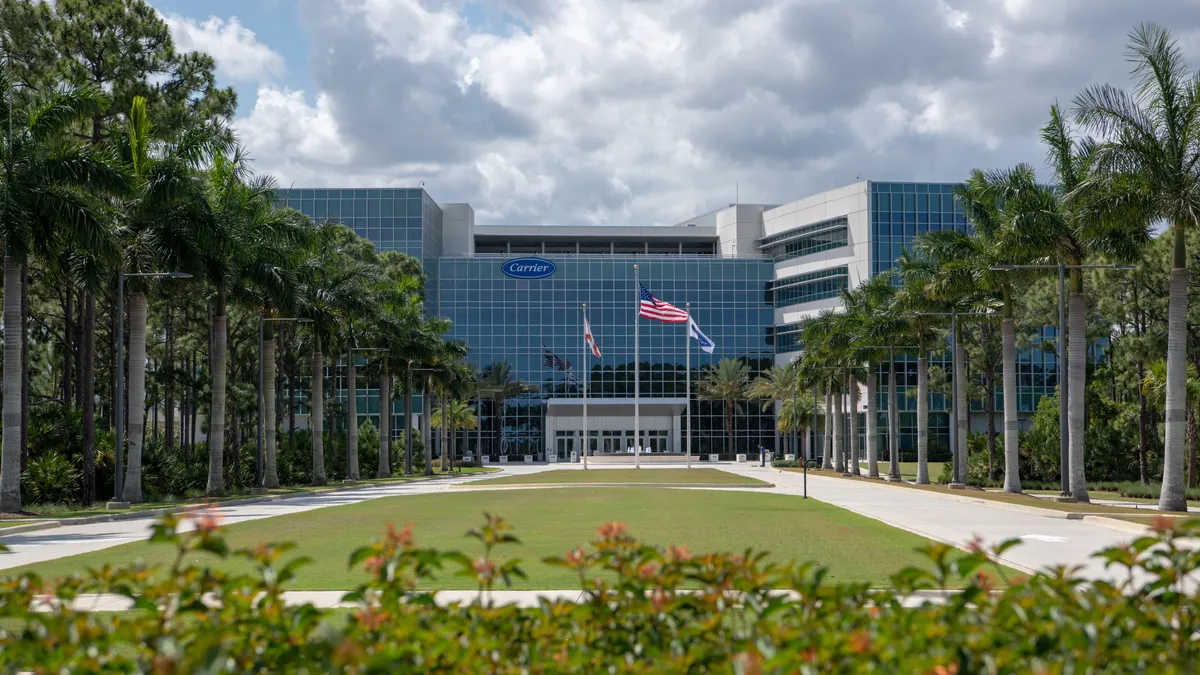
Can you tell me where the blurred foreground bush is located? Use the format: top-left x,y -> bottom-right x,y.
0,514 -> 1197,672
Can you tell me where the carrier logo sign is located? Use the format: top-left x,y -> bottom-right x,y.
502,257 -> 556,279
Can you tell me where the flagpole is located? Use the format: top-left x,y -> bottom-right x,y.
685,303 -> 691,469
582,303 -> 589,470
633,264 -> 640,469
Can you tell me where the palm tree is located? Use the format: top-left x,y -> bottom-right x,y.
747,363 -> 798,457
0,78 -> 126,512
293,222 -> 377,485
896,251 -> 948,484
477,361 -> 536,460
1073,23 -> 1200,511
777,392 -> 816,458
697,358 -> 750,458
922,167 -> 1041,492
200,148 -> 304,496
116,97 -> 230,503
844,274 -> 900,479
1142,360 -> 1200,488
1001,107 -> 1148,503
432,398 -> 478,470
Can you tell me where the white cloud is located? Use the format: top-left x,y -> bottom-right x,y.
229,0 -> 1200,226
165,14 -> 286,82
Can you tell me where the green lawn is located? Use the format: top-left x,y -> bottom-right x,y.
856,461 -> 944,481
474,468 -> 766,486
8,488 -> 994,590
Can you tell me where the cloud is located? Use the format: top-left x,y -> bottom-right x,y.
164,14 -> 286,82
229,0 -> 1200,227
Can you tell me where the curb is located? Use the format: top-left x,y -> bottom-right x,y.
0,521 -> 62,537
452,482 -> 776,491
0,472 -> 496,538
777,469 -> 1154,536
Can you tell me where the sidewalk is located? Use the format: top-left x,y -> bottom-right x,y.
720,464 -> 1141,582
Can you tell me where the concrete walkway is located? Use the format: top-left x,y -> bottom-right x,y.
0,461 -> 1162,585
0,469 -> 546,571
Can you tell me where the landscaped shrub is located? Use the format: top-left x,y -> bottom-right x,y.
1,514 -> 1196,672
20,452 -> 80,505
771,459 -> 801,468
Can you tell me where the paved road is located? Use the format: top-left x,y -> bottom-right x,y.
0,462 -> 1152,584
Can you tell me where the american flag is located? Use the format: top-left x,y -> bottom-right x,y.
638,284 -> 689,323
542,346 -> 570,370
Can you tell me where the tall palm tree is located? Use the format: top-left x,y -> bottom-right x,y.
200,148 -> 304,496
845,274 -> 900,479
293,222 -> 377,485
477,361 -> 536,459
1005,107 -> 1148,503
1142,360 -> 1200,487
747,363 -> 799,456
697,358 -> 750,458
116,96 -> 228,503
777,392 -> 816,458
0,78 -> 126,512
923,167 -> 1041,492
1073,23 -> 1200,511
896,251 -> 948,484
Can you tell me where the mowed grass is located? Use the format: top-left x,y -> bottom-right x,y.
474,468 -> 766,486
8,488 -> 985,590
857,462 -> 944,481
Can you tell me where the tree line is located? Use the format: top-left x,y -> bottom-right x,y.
0,0 -> 478,513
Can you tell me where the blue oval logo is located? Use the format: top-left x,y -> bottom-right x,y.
502,257 -> 556,279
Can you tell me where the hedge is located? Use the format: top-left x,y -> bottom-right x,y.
1,513 -> 1197,672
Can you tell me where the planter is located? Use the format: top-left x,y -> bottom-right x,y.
708,454 -> 719,462
736,454 -> 747,463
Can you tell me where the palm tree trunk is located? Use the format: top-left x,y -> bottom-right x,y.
832,383 -> 843,473
1161,239 -> 1189,511
206,295 -> 228,497
440,392 -> 449,472
821,386 -> 832,470
1002,316 -> 1023,493
81,291 -> 97,505
849,375 -> 860,475
263,328 -> 280,489
1,256 -> 24,513
165,302 -> 175,455
122,292 -> 149,504
20,264 -> 28,472
954,326 -> 968,485
311,345 -> 326,485
724,400 -> 734,459
492,397 -> 501,462
1189,404 -> 1198,490
866,366 -> 878,478
450,415 -> 458,470
377,369 -> 391,478
423,377 -> 433,475
1138,361 -> 1150,485
1067,289 -> 1089,503
347,351 -> 359,481
916,353 -> 930,485
888,354 -> 899,480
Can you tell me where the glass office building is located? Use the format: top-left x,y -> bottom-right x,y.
280,179 -> 1063,463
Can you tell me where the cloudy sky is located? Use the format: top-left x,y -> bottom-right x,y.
151,0 -> 1200,227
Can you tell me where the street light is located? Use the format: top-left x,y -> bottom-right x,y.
990,264 -> 1135,497
110,271 -> 191,509
256,315 -> 312,490
905,311 -> 999,487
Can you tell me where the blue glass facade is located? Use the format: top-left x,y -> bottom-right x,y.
438,256 -> 777,458
869,182 -> 968,277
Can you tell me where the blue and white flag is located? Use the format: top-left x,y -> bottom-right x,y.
688,317 -> 716,354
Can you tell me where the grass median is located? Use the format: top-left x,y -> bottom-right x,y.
6,487 -> 1009,590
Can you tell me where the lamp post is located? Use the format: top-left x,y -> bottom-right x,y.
990,264 -> 1134,497
110,271 -> 191,509
256,316 -> 312,490
905,311 -> 999,487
